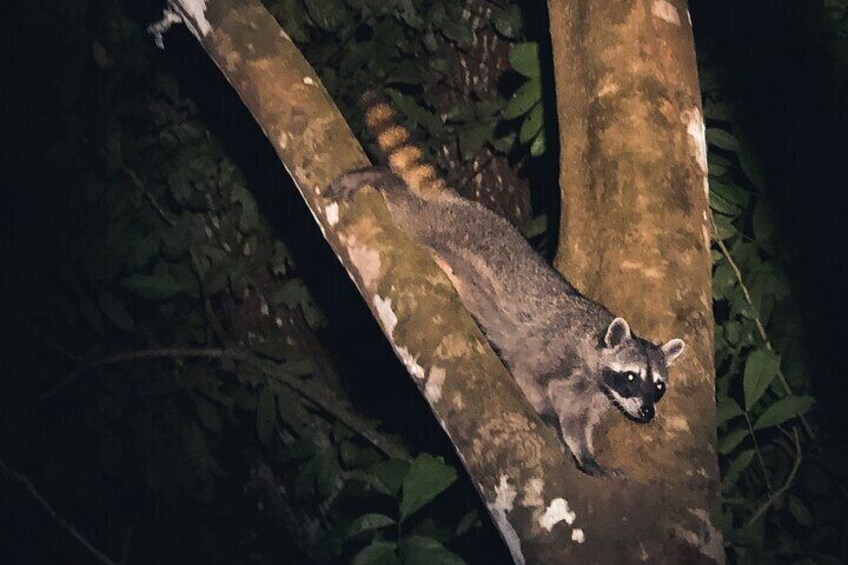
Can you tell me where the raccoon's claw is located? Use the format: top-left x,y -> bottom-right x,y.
576,456 -> 625,479
601,466 -> 627,480
575,456 -> 606,477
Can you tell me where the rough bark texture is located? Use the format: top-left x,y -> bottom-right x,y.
549,0 -> 724,562
154,1 -> 612,562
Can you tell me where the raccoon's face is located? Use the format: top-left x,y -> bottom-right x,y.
597,318 -> 685,423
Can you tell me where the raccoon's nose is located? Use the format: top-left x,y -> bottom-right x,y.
639,405 -> 655,421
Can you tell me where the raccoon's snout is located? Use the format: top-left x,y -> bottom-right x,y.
638,404 -> 655,422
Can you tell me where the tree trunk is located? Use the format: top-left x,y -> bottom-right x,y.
548,0 -> 724,562
151,1 -> 618,562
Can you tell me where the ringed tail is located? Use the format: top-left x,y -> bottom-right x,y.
362,92 -> 447,199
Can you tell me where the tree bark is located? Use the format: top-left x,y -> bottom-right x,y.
151,1 -> 612,562
548,0 -> 724,562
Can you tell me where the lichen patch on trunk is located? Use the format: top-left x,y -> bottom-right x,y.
489,475 -> 525,565
539,497 -> 577,532
425,366 -> 447,402
652,0 -> 681,26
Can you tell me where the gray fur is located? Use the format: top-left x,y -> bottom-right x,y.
327,168 -> 685,476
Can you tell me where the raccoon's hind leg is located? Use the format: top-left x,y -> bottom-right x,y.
324,167 -> 406,201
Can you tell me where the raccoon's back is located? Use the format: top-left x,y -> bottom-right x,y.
420,194 -> 614,356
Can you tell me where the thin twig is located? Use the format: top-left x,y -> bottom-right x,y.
120,524 -> 133,565
13,346 -> 406,461
744,412 -> 773,493
37,348 -> 232,406
124,166 -> 178,227
0,457 -> 120,565
747,428 -> 803,526
190,252 -> 229,345
240,356 -> 411,461
23,323 -> 84,362
709,213 -> 815,439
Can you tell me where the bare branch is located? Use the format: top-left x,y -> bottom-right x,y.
0,457 -> 120,565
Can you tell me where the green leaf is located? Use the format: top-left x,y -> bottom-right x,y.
346,513 -> 397,539
703,98 -> 733,120
716,397 -> 745,426
275,390 -> 310,436
397,0 -> 424,30
120,271 -> 183,300
787,494 -> 812,527
509,42 -> 540,78
752,199 -> 776,245
352,540 -> 399,565
709,190 -> 740,216
458,122 -> 495,160
711,212 -> 737,240
441,20 -> 473,46
503,78 -> 541,119
723,322 -> 746,348
277,440 -> 316,464
709,153 -> 732,175
399,535 -> 465,565
712,263 -> 736,300
711,179 -> 750,208
753,395 -> 814,430
706,128 -> 740,152
492,5 -> 523,39
521,215 -> 548,239
743,349 -> 781,410
400,454 -> 457,520
723,449 -> 755,491
519,103 -> 543,144
304,0 -> 347,31
92,42 -> 112,69
454,509 -> 480,537
195,397 -> 222,433
97,290 -> 134,331
734,128 -> 766,190
79,294 -> 106,336
315,449 -> 340,499
126,233 -> 160,271
387,91 -> 444,136
256,387 -> 276,447
718,428 -> 749,455
367,459 -> 410,496
529,131 -> 546,157
491,131 -> 516,154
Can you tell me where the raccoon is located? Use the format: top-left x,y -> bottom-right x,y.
325,98 -> 685,476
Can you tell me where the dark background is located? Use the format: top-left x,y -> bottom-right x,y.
692,0 -> 848,427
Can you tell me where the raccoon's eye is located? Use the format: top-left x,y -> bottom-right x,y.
626,372 -> 636,382
656,382 -> 665,391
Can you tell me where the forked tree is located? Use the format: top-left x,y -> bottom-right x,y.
151,0 -> 723,562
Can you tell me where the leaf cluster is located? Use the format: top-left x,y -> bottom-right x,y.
700,41 -> 844,564
3,0 -> 499,562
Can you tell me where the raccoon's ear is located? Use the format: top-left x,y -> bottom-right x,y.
604,317 -> 631,348
661,339 -> 685,366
